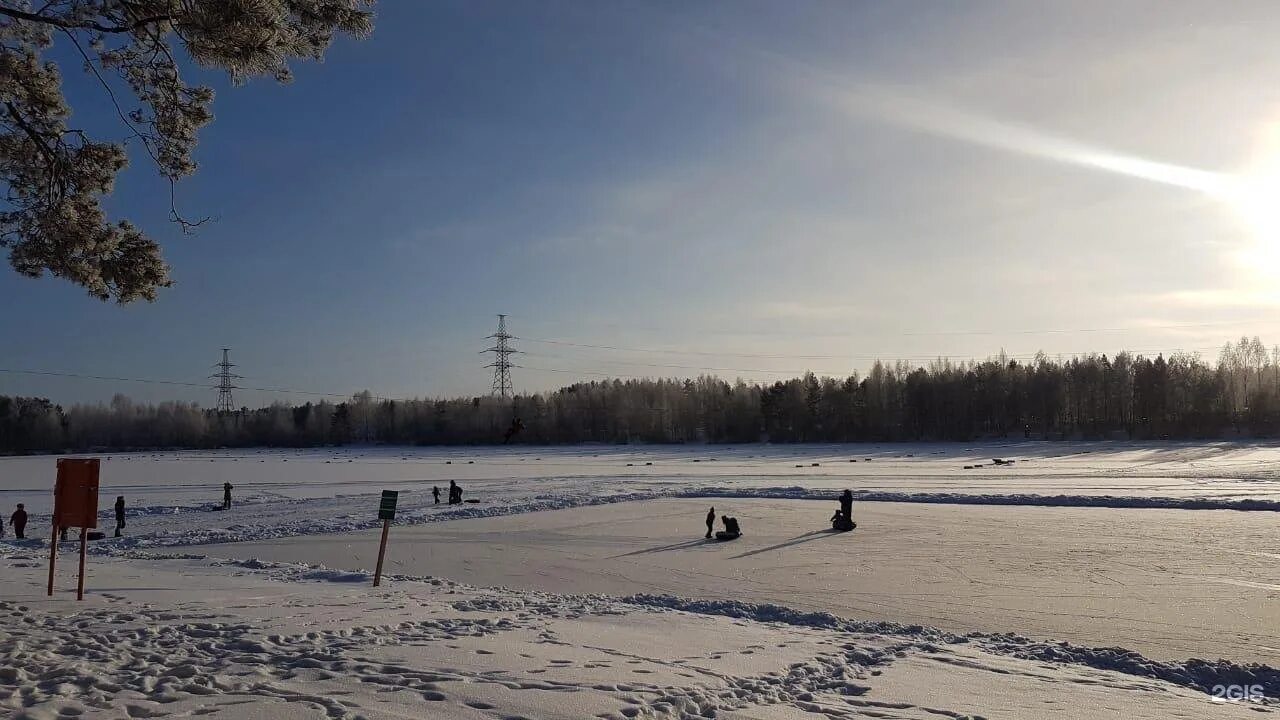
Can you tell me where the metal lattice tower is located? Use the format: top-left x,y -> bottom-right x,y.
210,348 -> 241,413
482,314 -> 519,397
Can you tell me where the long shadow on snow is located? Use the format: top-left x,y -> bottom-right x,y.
730,528 -> 844,560
610,538 -> 725,558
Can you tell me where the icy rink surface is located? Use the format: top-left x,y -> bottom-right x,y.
5,440 -> 1280,517
209,498 -> 1280,666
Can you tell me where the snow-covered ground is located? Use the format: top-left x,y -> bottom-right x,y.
2,552 -> 1275,719
2,441 -> 1279,717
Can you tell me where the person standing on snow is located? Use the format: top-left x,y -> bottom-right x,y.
114,496 -> 126,537
433,486 -> 441,505
222,482 -> 233,511
705,507 -> 716,539
10,503 -> 27,539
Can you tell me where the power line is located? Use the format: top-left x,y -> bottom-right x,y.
0,338 -> 1246,403
525,340 -> 1229,375
511,315 -> 1277,342
521,337 -> 848,360
482,314 -> 519,398
524,340 -> 1223,368
514,364 -> 780,386
896,320 -> 1274,337
516,346 -> 1229,382
0,368 -> 380,401
518,332 -> 1251,361
517,365 -> 645,379
2,369 -> 213,390
209,348 -> 241,413
532,357 -> 851,375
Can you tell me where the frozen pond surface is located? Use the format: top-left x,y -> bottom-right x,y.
5,440 -> 1280,516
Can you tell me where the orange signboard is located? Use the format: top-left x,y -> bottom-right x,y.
54,458 -> 99,529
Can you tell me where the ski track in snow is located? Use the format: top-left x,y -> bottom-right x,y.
3,554 -> 1275,719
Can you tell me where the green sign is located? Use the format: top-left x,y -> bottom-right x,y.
378,490 -> 398,520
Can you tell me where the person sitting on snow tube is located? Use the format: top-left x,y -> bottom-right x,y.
831,509 -> 855,532
831,489 -> 856,531
716,516 -> 742,540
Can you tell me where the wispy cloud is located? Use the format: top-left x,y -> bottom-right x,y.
689,17 -> 1235,199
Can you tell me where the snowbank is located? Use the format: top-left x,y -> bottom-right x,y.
685,486 -> 1280,511
626,594 -> 1280,699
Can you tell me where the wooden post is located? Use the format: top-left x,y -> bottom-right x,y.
373,518 -> 391,587
47,524 -> 58,596
77,527 -> 87,601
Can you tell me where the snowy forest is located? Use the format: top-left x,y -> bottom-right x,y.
4,338 -> 1280,453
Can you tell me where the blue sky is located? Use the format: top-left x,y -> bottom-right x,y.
6,1 -> 1280,407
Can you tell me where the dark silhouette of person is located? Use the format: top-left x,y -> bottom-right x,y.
432,486 -> 441,505
11,503 -> 27,539
448,480 -> 462,504
223,482 -> 233,511
705,507 -> 716,539
722,516 -> 741,536
832,489 -> 855,531
114,496 -> 126,537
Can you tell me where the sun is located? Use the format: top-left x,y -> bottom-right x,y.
1223,121 -> 1280,275
1228,176 -> 1280,268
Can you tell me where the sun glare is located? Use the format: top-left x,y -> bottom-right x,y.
1223,122 -> 1280,275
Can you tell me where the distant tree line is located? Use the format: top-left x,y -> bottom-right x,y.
4,338 -> 1280,453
